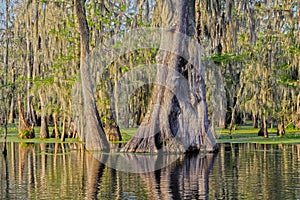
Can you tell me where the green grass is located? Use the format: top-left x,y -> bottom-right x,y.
116,128 -> 137,143
217,133 -> 300,144
1,122 -> 300,145
216,122 -> 300,144
0,124 -> 80,144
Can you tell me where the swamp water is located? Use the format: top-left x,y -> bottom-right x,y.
1,143 -> 300,199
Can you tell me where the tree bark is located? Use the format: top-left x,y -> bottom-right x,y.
123,0 -> 217,153
8,65 -> 15,124
52,113 -> 60,138
25,12 -> 36,126
277,119 -> 285,136
74,0 -> 109,152
8,96 -> 14,124
18,94 -> 34,139
2,0 -> 9,155
40,115 -> 49,139
258,115 -> 268,138
253,113 -> 258,128
98,69 -> 122,141
296,93 -> 300,129
105,108 -> 122,141
39,92 -> 49,139
61,115 -> 67,142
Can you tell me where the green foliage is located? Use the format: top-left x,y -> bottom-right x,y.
121,65 -> 129,73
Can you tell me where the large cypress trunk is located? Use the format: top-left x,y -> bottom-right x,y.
74,0 -> 109,152
123,0 -> 217,153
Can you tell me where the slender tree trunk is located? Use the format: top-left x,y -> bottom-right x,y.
263,116 -> 268,138
40,115 -> 49,139
258,115 -> 268,138
8,65 -> 15,124
105,68 -> 122,141
105,123 -> 121,141
229,79 -> 244,136
8,96 -> 14,124
39,92 -> 49,139
74,0 -> 109,152
253,113 -> 258,128
61,115 -> 66,142
26,13 -> 34,125
17,94 -> 34,139
296,93 -> 300,129
277,118 -> 285,136
123,0 -> 217,153
2,0 -> 9,156
52,113 -> 60,138
259,65 -> 269,138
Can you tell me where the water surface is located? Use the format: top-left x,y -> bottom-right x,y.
1,142 -> 299,199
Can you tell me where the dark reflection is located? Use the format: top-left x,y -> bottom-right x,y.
85,153 -> 107,199
1,143 -> 300,199
139,153 -> 217,200
1,144 -> 9,200
88,151 -> 217,199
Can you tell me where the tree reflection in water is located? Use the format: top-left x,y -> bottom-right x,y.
89,151 -> 217,199
138,153 -> 217,199
0,142 -> 217,199
3,143 -> 300,199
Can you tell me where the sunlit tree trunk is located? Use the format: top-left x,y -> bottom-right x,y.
229,82 -> 245,136
61,115 -> 67,142
39,92 -> 49,139
2,0 -> 9,156
52,113 -> 60,138
25,12 -> 36,126
296,94 -> 300,129
17,94 -> 35,139
123,0 -> 217,153
253,113 -> 258,128
74,0 -> 109,152
277,118 -> 285,136
105,107 -> 122,141
8,64 -> 15,124
258,115 -> 268,138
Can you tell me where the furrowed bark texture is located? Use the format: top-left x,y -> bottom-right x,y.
74,0 -> 109,152
123,0 -> 217,153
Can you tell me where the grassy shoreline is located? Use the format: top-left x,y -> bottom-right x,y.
1,124 -> 300,145
216,123 -> 300,144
